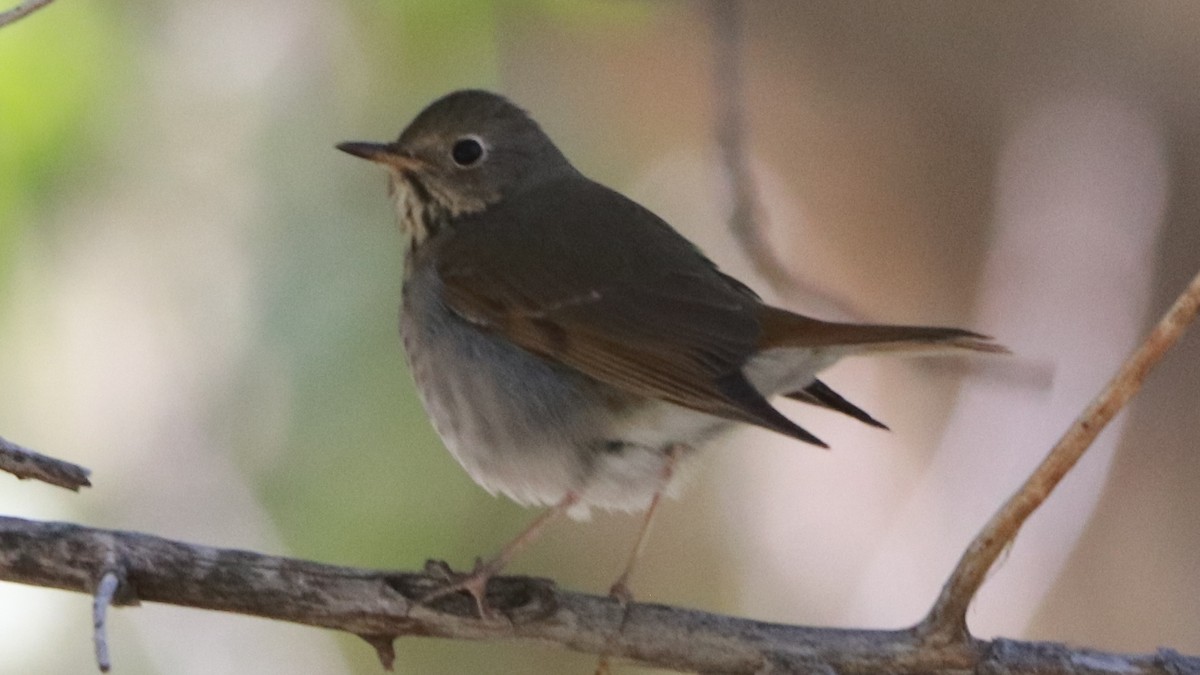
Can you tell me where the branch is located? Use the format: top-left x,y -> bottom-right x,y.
0,515 -> 1196,674
0,435 -> 91,491
920,268 -> 1200,642
93,571 -> 119,672
709,0 -> 862,320
709,0 -> 793,293
0,0 -> 57,29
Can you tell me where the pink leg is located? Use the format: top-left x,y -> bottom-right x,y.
595,446 -> 684,673
608,444 -> 683,604
423,491 -> 579,618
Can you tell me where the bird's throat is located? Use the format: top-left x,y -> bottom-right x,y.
390,173 -> 442,244
389,171 -> 493,245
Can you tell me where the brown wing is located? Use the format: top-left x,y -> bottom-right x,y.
434,176 -> 828,446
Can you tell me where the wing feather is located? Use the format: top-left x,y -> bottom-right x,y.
433,176 -> 826,446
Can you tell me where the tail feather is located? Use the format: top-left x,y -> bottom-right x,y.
757,306 -> 1008,355
785,379 -> 889,429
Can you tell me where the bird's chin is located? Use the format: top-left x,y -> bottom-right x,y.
387,180 -> 431,243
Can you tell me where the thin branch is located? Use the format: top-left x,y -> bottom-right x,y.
709,0 -> 862,320
93,571 -> 120,672
0,0 -> 57,29
0,515 -> 1195,674
920,268 -> 1200,642
709,0 -> 792,292
0,435 -> 91,491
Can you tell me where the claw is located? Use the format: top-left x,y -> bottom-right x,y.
420,558 -> 500,619
418,493 -> 580,620
608,577 -> 634,607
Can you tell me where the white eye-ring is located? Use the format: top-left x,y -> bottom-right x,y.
450,135 -> 487,167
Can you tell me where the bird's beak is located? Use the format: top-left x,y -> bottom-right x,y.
336,141 -> 426,171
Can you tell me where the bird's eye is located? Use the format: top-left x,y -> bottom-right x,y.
450,136 -> 486,167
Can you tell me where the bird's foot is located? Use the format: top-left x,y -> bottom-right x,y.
608,574 -> 635,607
421,557 -> 502,620
597,577 -> 635,674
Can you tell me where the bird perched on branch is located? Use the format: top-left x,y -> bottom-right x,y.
338,89 -> 1004,616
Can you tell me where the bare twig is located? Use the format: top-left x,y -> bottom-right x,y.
709,0 -> 791,292
1,515 -> 1195,674
93,571 -> 120,672
0,0 -> 57,29
709,1 -> 862,320
0,435 -> 91,491
920,268 -> 1200,643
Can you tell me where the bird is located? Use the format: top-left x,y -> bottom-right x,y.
337,89 -> 1003,616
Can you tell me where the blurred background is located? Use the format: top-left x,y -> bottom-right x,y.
2,1 -> 1199,673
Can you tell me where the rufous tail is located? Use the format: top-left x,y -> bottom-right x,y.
756,305 -> 1008,355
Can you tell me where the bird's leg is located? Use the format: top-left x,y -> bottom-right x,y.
594,445 -> 684,674
422,491 -> 579,619
608,443 -> 684,604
